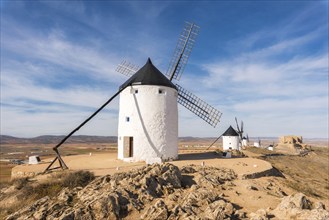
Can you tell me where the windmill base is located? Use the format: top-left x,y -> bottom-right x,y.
121,156 -> 177,164
146,157 -> 163,164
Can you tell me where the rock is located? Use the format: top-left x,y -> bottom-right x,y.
193,166 -> 237,187
314,201 -> 325,210
58,208 -> 75,220
32,205 -> 48,220
6,196 -> 50,220
273,193 -> 329,220
89,192 -> 122,219
297,208 -> 329,220
162,166 -> 182,188
4,164 -> 238,220
276,193 -> 312,210
181,186 -> 219,210
57,188 -> 73,203
275,187 -> 287,197
250,209 -> 269,220
234,210 -> 246,218
246,185 -> 258,191
141,199 -> 168,220
180,165 -> 197,174
204,199 -> 235,219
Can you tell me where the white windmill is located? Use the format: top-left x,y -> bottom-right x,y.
222,125 -> 240,151
116,22 -> 222,163
44,22 -> 222,172
117,59 -> 179,164
235,117 -> 249,148
207,117 -> 248,151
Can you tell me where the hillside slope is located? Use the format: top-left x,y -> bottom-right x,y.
2,163 -> 328,220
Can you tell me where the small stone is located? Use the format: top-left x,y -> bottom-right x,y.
250,208 -> 268,220
247,185 -> 258,191
313,201 -> 325,210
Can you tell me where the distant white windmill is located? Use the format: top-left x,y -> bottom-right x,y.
222,125 -> 240,151
235,117 -> 249,148
207,117 -> 248,151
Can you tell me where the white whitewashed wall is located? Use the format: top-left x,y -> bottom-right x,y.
223,136 -> 240,151
117,85 -> 178,163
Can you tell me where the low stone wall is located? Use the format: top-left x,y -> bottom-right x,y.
241,167 -> 284,180
11,170 -> 41,179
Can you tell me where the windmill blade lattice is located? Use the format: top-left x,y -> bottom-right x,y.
166,22 -> 200,81
116,60 -> 140,77
176,84 -> 222,127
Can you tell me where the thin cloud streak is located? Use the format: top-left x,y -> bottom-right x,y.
1,2 -> 327,138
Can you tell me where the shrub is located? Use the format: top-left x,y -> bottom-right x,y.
0,170 -> 96,218
11,177 -> 29,190
62,170 -> 95,189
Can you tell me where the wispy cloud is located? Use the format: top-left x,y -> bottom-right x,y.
180,5 -> 328,138
2,27 -> 122,82
203,53 -> 327,86
1,1 -> 328,138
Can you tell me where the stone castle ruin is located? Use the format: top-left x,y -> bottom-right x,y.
275,135 -> 309,155
279,136 -> 303,144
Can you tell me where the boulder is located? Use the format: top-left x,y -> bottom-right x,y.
141,199 -> 168,220
204,199 -> 235,219
273,193 -> 329,220
249,209 -> 269,220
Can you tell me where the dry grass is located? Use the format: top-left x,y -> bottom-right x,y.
259,147 -> 329,200
0,170 -> 95,218
0,162 -> 15,183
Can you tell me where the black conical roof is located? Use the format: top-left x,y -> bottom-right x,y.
222,126 -> 239,136
119,58 -> 177,90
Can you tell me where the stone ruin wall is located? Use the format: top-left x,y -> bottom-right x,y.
279,136 -> 303,144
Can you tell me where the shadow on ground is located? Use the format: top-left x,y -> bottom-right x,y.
178,152 -> 221,161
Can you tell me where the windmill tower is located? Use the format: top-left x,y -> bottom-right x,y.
43,22 -> 222,172
117,59 -> 178,163
241,135 -> 249,147
235,117 -> 248,148
116,22 -> 222,163
222,126 -> 240,151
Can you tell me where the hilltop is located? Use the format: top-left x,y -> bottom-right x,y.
1,163 -> 329,219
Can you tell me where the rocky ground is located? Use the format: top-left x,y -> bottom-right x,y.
2,163 -> 328,220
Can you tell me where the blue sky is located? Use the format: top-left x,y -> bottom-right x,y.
1,1 -> 328,138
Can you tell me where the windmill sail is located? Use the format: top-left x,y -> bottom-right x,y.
115,21 -> 223,128
176,84 -> 221,127
116,60 -> 139,77
166,22 -> 200,81
235,117 -> 243,139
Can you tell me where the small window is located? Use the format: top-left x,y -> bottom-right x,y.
126,117 -> 130,122
158,89 -> 165,94
131,89 -> 138,94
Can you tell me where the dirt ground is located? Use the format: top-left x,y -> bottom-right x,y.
11,150 -> 273,178
2,140 -> 329,218
261,148 -> 329,202
10,148 -> 329,216
242,146 -> 329,209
